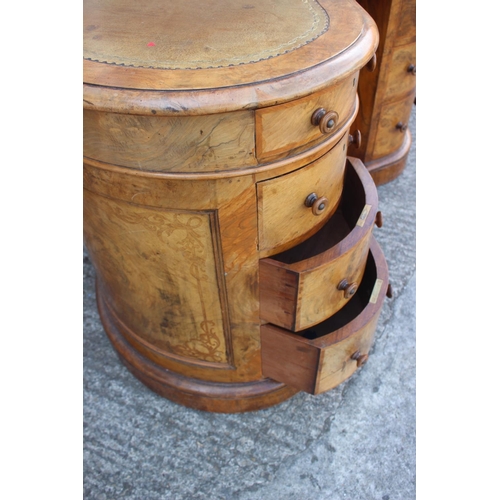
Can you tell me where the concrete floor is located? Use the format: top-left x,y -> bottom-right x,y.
83,107 -> 416,500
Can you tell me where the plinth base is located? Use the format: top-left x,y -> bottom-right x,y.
96,282 -> 299,413
366,129 -> 412,186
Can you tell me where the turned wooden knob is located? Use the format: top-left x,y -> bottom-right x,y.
338,279 -> 358,299
348,130 -> 362,149
351,350 -> 369,367
366,53 -> 377,72
375,211 -> 383,228
311,108 -> 339,135
386,283 -> 393,298
407,64 -> 416,75
396,121 -> 408,132
304,193 -> 328,216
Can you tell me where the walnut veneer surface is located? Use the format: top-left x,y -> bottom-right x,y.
83,0 -> 390,412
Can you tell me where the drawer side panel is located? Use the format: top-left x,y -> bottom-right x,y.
259,261 -> 300,330
261,325 -> 320,394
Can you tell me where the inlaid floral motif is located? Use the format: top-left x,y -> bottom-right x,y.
108,203 -> 227,363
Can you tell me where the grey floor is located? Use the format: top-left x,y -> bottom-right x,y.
83,107 -> 416,500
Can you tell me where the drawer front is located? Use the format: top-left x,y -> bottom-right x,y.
83,109 -> 257,173
260,157 -> 378,330
314,312 -> 379,393
297,229 -> 372,330
372,97 -> 415,158
257,133 -> 349,255
261,237 -> 388,395
255,74 -> 358,160
384,44 -> 416,101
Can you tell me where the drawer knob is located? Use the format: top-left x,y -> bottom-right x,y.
311,108 -> 339,135
396,121 -> 408,132
304,193 -> 328,216
338,279 -> 358,299
375,211 -> 383,228
407,64 -> 416,75
351,350 -> 369,367
348,130 -> 362,149
366,53 -> 377,72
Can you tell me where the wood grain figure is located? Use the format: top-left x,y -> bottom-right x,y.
83,0 -> 389,412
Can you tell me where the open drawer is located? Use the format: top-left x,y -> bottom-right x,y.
261,236 -> 389,395
259,156 -> 380,331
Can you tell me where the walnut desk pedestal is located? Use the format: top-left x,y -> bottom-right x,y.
348,0 -> 416,185
83,0 -> 390,412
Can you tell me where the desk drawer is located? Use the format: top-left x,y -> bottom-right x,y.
255,74 -> 358,161
257,133 -> 349,255
373,97 -> 415,158
261,237 -> 388,395
260,157 -> 379,331
384,44 -> 416,101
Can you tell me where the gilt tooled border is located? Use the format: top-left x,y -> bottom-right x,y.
83,0 -> 330,70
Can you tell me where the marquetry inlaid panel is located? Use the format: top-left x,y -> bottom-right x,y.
84,190 -> 230,365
